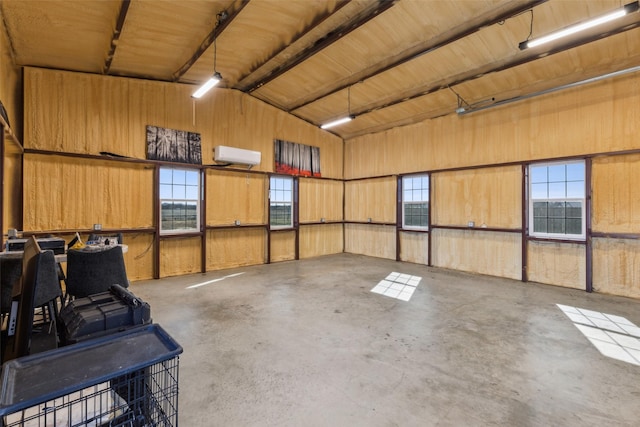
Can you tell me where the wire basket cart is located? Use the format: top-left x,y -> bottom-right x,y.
0,324 -> 182,426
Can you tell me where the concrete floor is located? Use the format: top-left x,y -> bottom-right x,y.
131,254 -> 640,426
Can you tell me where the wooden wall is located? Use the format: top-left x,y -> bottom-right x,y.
2,152 -> 21,234
299,224 -> 343,259
399,232 -> 428,265
22,155 -> 155,280
433,166 -> 521,229
345,75 -> 640,179
0,13 -> 22,236
299,178 -> 343,259
344,177 -> 396,260
345,223 -> 395,260
344,73 -> 640,298
22,67 -> 343,279
9,62 -> 640,299
207,228 -> 266,270
344,177 -> 396,222
591,154 -> 640,298
429,165 -> 522,279
0,15 -> 20,136
270,231 -> 296,262
206,170 -> 266,226
299,178 -> 343,223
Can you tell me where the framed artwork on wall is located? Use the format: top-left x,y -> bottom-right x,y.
146,125 -> 202,165
274,139 -> 321,177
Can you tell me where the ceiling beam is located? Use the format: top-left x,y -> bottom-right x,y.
233,0 -> 352,91
171,0 -> 250,82
103,0 -> 131,75
289,0 -> 547,112
337,18 -> 640,131
243,0 -> 398,93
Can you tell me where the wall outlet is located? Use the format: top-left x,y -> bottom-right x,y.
93,223 -> 102,230
467,221 -> 475,227
234,220 -> 241,226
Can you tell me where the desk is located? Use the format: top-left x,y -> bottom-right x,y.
0,245 -> 128,263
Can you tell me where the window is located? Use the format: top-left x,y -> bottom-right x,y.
529,160 -> 585,239
159,167 -> 200,234
270,176 -> 293,228
402,174 -> 429,229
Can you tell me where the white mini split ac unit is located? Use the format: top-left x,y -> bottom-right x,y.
214,146 -> 261,167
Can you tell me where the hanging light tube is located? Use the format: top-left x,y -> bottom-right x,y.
519,1 -> 639,50
321,86 -> 356,129
192,72 -> 222,99
192,10 -> 226,99
320,115 -> 355,129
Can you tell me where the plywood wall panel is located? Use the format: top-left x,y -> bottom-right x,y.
431,229 -> 521,280
299,178 -> 343,223
127,79 -> 174,159
433,166 -> 521,228
299,224 -> 343,259
206,170 -> 266,226
25,69 -> 91,152
22,67 -> 345,282
527,241 -> 585,290
270,230 -> 296,262
163,83 -> 199,132
23,154 -> 154,231
3,153 -> 21,230
86,76 -> 130,153
344,177 -> 396,223
399,231 -> 428,265
345,74 -> 640,179
207,228 -> 266,270
24,67 -> 343,178
118,232 -> 155,281
593,238 -> 640,299
199,89 -> 343,177
0,18 -> 22,138
160,236 -> 201,277
592,154 -> 640,233
344,223 -> 395,260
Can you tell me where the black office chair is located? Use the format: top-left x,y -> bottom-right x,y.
65,245 -> 129,300
2,237 -> 59,362
33,250 -> 63,324
1,257 -> 22,321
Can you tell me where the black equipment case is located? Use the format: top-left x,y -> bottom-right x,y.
58,284 -> 151,345
6,237 -> 66,254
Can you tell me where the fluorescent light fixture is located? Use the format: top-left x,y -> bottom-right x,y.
192,72 -> 222,99
519,1 -> 639,50
320,115 -> 354,129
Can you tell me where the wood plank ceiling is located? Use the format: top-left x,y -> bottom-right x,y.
1,0 -> 639,140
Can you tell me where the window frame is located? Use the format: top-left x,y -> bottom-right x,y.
159,166 -> 201,236
401,173 -> 430,231
269,175 -> 294,230
528,159 -> 586,241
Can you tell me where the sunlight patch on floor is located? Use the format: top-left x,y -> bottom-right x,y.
371,272 -> 421,302
557,304 -> 640,366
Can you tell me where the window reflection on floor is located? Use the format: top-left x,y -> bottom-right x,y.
557,304 -> 640,366
371,272 -> 421,302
